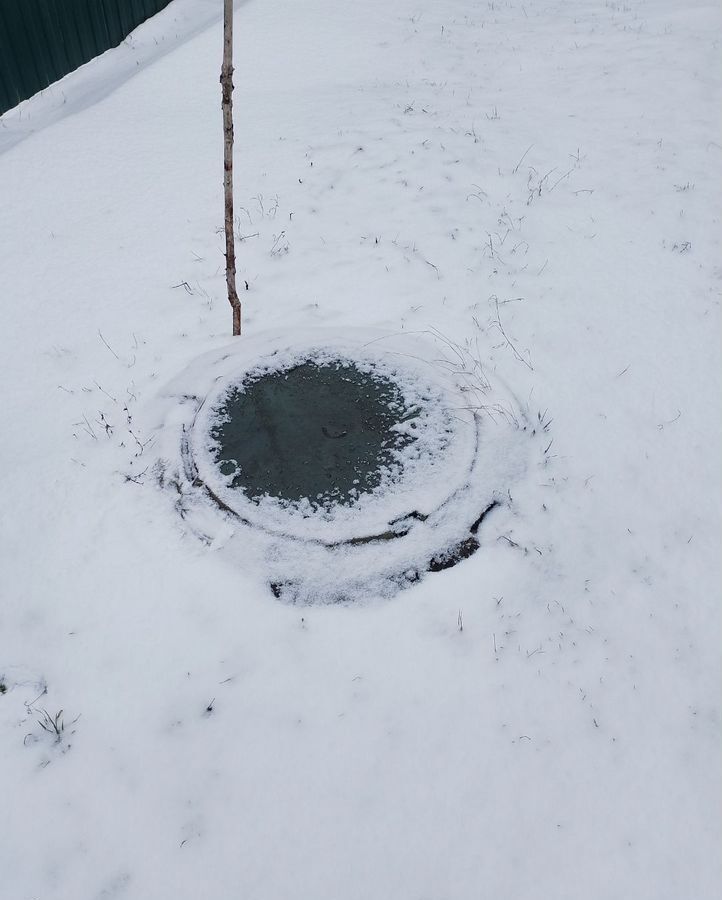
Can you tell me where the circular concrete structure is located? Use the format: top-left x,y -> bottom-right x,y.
153,329 -> 530,602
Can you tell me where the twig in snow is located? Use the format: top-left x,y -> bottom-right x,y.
97,330 -> 119,360
96,412 -> 113,437
36,708 -> 65,740
491,299 -> 533,370
24,685 -> 48,710
549,168 -> 575,192
424,259 -> 440,278
75,415 -> 97,440
513,144 -> 533,174
93,380 -> 117,403
270,231 -> 289,256
129,430 -> 154,455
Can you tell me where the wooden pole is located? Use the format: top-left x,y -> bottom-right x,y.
221,0 -> 241,335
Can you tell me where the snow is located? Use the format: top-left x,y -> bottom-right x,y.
1,0 -> 720,897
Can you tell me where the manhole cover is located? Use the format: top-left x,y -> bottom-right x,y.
210,361 -> 420,506
153,329 -> 531,602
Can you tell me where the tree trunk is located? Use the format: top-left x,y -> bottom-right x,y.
221,0 -> 241,336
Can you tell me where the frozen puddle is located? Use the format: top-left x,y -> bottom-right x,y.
153,329 -> 531,602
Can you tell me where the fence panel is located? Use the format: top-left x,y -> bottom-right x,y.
0,0 -> 174,115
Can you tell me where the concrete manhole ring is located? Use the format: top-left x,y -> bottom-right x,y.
154,328 -> 530,602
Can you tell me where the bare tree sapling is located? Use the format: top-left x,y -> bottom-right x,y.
221,0 -> 242,335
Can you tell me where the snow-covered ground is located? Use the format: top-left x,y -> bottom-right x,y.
1,0 -> 720,897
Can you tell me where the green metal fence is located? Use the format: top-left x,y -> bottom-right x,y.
0,0 -> 173,115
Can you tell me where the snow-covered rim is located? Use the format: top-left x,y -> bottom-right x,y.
152,327 -> 531,600
184,332 -> 484,545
